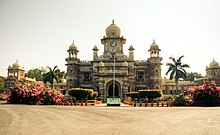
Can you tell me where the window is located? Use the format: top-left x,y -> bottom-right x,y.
137,71 -> 144,81
83,72 -> 91,81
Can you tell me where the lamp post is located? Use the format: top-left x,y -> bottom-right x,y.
113,49 -> 115,98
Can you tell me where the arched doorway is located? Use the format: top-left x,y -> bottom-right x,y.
106,81 -> 121,98
108,84 -> 119,97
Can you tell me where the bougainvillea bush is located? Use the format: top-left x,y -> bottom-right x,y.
7,79 -> 64,105
185,80 -> 220,106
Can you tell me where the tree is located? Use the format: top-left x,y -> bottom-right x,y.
25,67 -> 47,81
166,55 -> 190,94
184,72 -> 203,82
0,76 -> 4,93
43,66 -> 64,90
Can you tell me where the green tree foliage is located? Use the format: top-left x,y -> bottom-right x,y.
0,77 -> 4,93
139,90 -> 162,102
166,55 -> 190,94
25,67 -> 47,81
43,66 -> 64,90
184,72 -> 203,82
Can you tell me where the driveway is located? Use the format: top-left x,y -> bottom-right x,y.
0,104 -> 219,135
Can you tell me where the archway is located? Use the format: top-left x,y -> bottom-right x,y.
106,81 -> 121,98
108,84 -> 119,97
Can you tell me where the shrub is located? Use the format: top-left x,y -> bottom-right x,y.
7,79 -> 64,105
69,88 -> 97,101
139,90 -> 162,102
126,92 -> 139,101
0,92 -> 9,101
173,94 -> 192,106
185,80 -> 220,106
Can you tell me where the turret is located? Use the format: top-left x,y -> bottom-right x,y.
148,39 -> 160,58
92,45 -> 99,60
128,45 -> 135,60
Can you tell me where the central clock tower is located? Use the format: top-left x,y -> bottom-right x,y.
101,20 -> 126,58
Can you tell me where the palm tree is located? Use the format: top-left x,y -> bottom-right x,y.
43,66 -> 63,90
166,55 -> 190,95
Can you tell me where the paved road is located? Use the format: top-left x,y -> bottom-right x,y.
0,104 -> 220,135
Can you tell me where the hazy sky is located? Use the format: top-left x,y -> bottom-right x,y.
1,0 -> 220,77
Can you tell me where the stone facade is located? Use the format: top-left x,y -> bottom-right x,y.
4,60 -> 25,92
206,58 -> 220,86
65,20 -> 162,101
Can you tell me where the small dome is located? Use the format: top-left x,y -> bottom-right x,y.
105,20 -> 121,37
13,60 -> 22,68
128,45 -> 135,51
92,45 -> 99,51
210,58 -> 219,67
69,40 -> 78,51
150,39 -> 160,50
99,61 -> 104,67
123,61 -> 128,66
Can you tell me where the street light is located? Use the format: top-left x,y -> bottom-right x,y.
113,49 -> 115,98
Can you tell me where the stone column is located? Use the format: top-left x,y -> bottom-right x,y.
99,81 -> 105,102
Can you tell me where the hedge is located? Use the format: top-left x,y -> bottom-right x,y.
139,90 -> 162,102
69,88 -> 98,101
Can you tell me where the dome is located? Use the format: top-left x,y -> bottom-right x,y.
150,40 -> 160,50
13,60 -> 22,68
69,40 -> 78,51
210,58 -> 219,67
105,20 -> 121,37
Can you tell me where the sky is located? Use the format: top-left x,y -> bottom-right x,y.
0,0 -> 220,77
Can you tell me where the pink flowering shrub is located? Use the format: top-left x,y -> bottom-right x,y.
185,80 -> 220,106
7,79 -> 64,105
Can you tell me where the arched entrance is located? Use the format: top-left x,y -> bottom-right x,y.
108,84 -> 119,97
106,80 -> 121,98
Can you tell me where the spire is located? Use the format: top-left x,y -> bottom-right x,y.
112,19 -> 114,24
73,40 -> 74,44
153,39 -> 155,43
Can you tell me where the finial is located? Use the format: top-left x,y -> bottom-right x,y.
153,39 -> 155,43
16,59 -> 18,63
73,40 -> 74,44
112,19 -> 114,24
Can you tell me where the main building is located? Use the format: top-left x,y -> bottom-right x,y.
65,20 -> 162,101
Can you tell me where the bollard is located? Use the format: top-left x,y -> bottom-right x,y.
151,102 -> 154,107
85,102 -> 88,106
157,102 -> 159,107
81,102 -> 83,106
145,102 -> 148,107
134,102 -> 136,107
166,102 -> 169,107
140,103 -> 142,107
162,103 -> 164,107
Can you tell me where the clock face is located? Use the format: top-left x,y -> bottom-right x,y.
110,40 -> 117,47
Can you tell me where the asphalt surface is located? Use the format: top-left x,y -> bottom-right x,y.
0,104 -> 220,135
